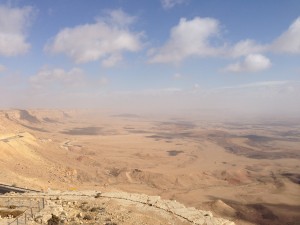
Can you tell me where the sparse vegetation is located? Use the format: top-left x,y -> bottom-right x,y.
0,210 -> 23,218
83,214 -> 93,220
47,214 -> 60,225
95,192 -> 101,198
133,168 -> 142,173
90,206 -> 105,212
109,168 -> 121,177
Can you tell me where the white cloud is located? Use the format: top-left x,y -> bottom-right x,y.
272,17 -> 300,54
223,54 -> 271,73
29,67 -> 110,93
147,17 -> 269,64
102,9 -> 136,27
0,5 -> 33,56
229,39 -> 266,57
101,53 -> 122,68
45,10 -> 142,66
161,0 -> 189,9
239,81 -> 291,88
149,17 -> 222,63
30,67 -> 86,89
148,16 -> 300,68
137,87 -> 182,95
0,64 -> 6,72
219,81 -> 291,90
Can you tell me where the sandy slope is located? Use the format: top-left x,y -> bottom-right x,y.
0,109 -> 299,225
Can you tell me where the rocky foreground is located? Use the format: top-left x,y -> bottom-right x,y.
0,190 -> 235,225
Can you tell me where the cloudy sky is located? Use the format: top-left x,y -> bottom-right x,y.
0,0 -> 299,116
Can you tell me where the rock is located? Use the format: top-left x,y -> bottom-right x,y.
2,190 -> 235,225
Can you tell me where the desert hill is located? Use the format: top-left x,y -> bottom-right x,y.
0,109 -> 299,225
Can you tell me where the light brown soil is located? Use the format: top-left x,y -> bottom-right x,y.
0,109 -> 299,225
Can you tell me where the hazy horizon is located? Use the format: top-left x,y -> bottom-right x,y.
0,1 -> 300,117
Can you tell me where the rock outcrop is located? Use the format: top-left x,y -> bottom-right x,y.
0,190 -> 235,225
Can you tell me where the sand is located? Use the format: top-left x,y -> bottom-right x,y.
0,109 -> 299,225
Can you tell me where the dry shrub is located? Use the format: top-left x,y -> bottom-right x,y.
47,214 -> 60,225
0,210 -> 23,218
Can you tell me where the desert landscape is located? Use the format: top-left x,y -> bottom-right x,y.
0,109 -> 299,225
1,1 -> 299,224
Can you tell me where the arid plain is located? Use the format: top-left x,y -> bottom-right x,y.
0,109 -> 299,225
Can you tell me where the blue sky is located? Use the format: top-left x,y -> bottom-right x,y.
0,0 -> 299,115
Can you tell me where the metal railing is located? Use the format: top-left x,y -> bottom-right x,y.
0,196 -> 45,225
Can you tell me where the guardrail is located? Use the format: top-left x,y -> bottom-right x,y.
0,196 -> 45,225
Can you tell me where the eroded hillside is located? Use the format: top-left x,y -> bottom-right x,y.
0,109 -> 299,225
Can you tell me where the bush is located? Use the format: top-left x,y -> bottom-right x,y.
95,192 -> 101,198
0,210 -> 23,218
90,207 -> 105,212
47,214 -> 60,225
83,214 -> 93,220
